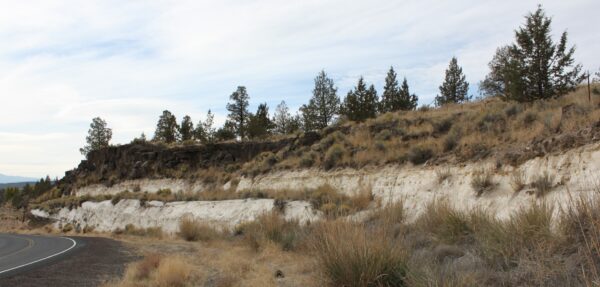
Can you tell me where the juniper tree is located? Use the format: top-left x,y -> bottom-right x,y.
247,103 -> 274,139
179,115 -> 194,142
435,57 -> 470,106
272,101 -> 293,134
480,6 -> 583,101
226,86 -> 251,140
342,77 -> 379,122
300,70 -> 340,131
80,117 -> 112,155
214,120 -> 237,142
153,110 -> 179,143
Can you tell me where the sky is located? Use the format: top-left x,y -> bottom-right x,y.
0,0 -> 598,179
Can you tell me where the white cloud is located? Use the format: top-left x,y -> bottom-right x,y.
0,0 -> 598,178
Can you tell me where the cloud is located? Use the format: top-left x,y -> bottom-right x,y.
0,0 -> 598,177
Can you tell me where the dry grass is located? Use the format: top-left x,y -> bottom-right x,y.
531,172 -> 554,197
233,85 -> 600,172
311,220 -> 408,287
177,216 -> 221,242
435,167 -> 452,184
510,169 -> 527,192
470,169 -> 496,196
155,256 -> 192,287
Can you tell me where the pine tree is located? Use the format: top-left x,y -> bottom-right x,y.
272,101 -> 292,134
435,57 -> 470,106
364,84 -> 379,119
247,103 -> 274,139
153,110 -> 179,143
342,77 -> 379,122
80,117 -> 112,156
480,6 -> 582,101
398,78 -> 418,111
195,110 -> 215,143
179,115 -> 194,142
226,86 -> 250,140
380,66 -> 400,113
300,70 -> 340,131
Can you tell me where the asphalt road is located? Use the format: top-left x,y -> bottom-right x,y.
0,233 -> 80,279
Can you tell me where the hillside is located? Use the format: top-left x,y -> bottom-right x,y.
16,86 -> 600,286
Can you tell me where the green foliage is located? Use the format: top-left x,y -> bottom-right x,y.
214,120 -> 237,142
153,110 -> 179,143
381,70 -> 419,113
272,101 -> 301,135
226,86 -> 251,140
179,115 -> 194,142
80,117 -> 112,156
435,57 -> 470,106
247,103 -> 274,139
342,77 -> 379,122
194,109 -> 215,143
480,6 -> 583,101
300,70 -> 340,131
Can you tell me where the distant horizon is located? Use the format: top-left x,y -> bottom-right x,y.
1,0 -> 599,178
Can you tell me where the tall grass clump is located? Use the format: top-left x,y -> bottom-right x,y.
531,172 -> 553,197
560,195 -> 600,283
236,212 -> 305,251
154,256 -> 192,287
177,216 -> 220,242
312,220 -> 407,287
474,203 -> 556,268
416,200 -> 473,244
471,169 -> 495,196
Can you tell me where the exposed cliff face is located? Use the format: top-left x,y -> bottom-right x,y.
37,141 -> 600,234
60,132 -> 321,193
32,199 -> 320,233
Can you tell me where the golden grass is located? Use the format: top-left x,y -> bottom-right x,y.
155,256 -> 192,287
177,216 -> 221,242
311,220 -> 407,287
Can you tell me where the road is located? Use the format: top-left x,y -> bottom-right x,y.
0,233 -> 79,279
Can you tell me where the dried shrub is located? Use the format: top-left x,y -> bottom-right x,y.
471,169 -> 495,196
312,221 -> 407,287
408,145 -> 434,165
178,216 -> 220,242
531,172 -> 553,197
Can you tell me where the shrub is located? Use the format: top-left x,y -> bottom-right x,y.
155,256 -> 192,287
122,224 -> 164,238
435,167 -> 452,184
443,131 -> 460,152
134,254 -> 161,280
300,152 -> 316,168
522,111 -> 538,126
433,118 -> 453,134
504,103 -> 522,117
312,221 -> 407,287
374,129 -> 393,141
475,204 -> 556,268
236,212 -> 305,251
177,216 -> 220,242
323,144 -> 346,169
510,169 -> 526,192
471,169 -> 495,196
408,145 -> 434,165
416,200 -> 473,244
531,172 -> 553,197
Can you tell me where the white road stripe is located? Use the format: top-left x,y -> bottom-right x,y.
0,236 -> 77,275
